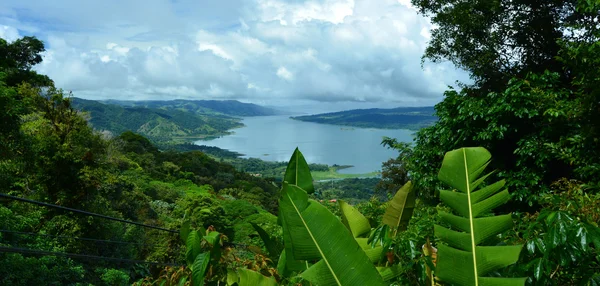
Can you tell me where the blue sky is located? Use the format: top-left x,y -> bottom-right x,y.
0,0 -> 469,111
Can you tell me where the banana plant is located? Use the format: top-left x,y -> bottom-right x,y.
382,181 -> 416,237
278,148 -> 386,286
434,147 -> 526,285
227,268 -> 277,286
368,181 -> 416,266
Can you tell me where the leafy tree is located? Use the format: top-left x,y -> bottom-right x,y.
399,0 -> 600,209
0,36 -> 52,87
412,0 -> 586,91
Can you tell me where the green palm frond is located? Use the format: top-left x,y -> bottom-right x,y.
434,147 -> 526,286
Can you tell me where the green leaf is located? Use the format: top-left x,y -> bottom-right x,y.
276,249 -> 307,278
339,200 -> 371,238
250,222 -> 283,260
237,269 -> 277,286
177,276 -> 187,286
204,231 -> 222,262
227,269 -> 239,285
191,252 -> 210,286
434,147 -> 526,286
283,148 -> 314,194
377,265 -> 404,281
382,181 -> 416,237
180,221 -> 191,243
533,259 -> 543,280
279,182 -> 386,286
186,231 -> 202,268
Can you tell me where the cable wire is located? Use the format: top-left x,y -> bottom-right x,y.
0,193 -> 177,233
0,246 -> 182,266
0,229 -> 159,247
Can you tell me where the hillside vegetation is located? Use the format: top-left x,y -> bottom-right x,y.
3,0 -> 600,285
105,99 -> 281,117
291,106 -> 436,130
72,98 -> 243,143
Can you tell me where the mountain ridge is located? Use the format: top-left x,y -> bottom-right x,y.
291,106 -> 436,130
103,98 -> 282,117
71,98 -> 244,143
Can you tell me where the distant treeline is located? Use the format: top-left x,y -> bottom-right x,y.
292,106 -> 437,130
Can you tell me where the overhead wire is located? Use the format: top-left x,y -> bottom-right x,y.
0,193 -> 178,233
0,246 -> 182,266
0,229 -> 160,247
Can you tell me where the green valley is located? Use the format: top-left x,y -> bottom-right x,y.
103,99 -> 281,117
72,98 -> 244,143
3,0 -> 600,284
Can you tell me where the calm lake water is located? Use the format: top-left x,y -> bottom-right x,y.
195,116 -> 414,174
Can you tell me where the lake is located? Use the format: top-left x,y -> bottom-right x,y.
195,116 -> 414,174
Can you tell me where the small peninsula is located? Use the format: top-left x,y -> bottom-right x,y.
291,106 -> 437,130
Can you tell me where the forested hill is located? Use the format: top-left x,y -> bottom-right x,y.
291,106 -> 436,130
104,99 -> 281,117
72,98 -> 243,142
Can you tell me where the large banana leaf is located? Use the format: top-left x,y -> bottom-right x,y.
435,147 -> 525,286
382,181 -> 416,237
377,265 -> 404,281
276,250 -> 308,278
283,147 -> 314,194
279,148 -> 312,270
339,200 -> 371,238
279,182 -> 386,286
236,268 -> 277,286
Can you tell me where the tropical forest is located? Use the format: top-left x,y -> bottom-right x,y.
1,0 -> 600,285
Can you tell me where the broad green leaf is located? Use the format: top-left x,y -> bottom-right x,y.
355,238 -> 384,262
435,213 -> 514,251
180,221 -> 190,243
339,200 -> 371,238
251,222 -> 283,260
276,250 -> 308,278
280,189 -> 310,271
377,265 -> 403,281
438,147 -> 491,194
191,252 -> 210,286
382,181 -> 416,237
237,268 -> 277,286
227,269 -> 238,285
204,231 -> 222,262
283,148 -> 314,194
186,231 -> 202,268
435,147 -> 525,286
301,260 -> 338,286
279,182 -> 386,286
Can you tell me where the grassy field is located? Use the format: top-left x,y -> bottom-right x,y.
311,166 -> 380,181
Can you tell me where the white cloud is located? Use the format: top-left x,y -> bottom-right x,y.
0,25 -> 20,42
277,66 -> 294,80
0,0 -> 469,107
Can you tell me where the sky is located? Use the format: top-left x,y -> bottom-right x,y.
0,0 -> 470,112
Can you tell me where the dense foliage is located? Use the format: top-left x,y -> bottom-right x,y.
104,99 -> 280,117
377,0 -> 600,284
3,0 -> 600,284
72,98 -> 243,144
0,39 -> 283,284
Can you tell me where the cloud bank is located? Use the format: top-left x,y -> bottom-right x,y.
0,0 -> 470,108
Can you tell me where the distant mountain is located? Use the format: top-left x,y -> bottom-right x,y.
291,106 -> 437,130
103,99 -> 282,117
72,98 -> 243,142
